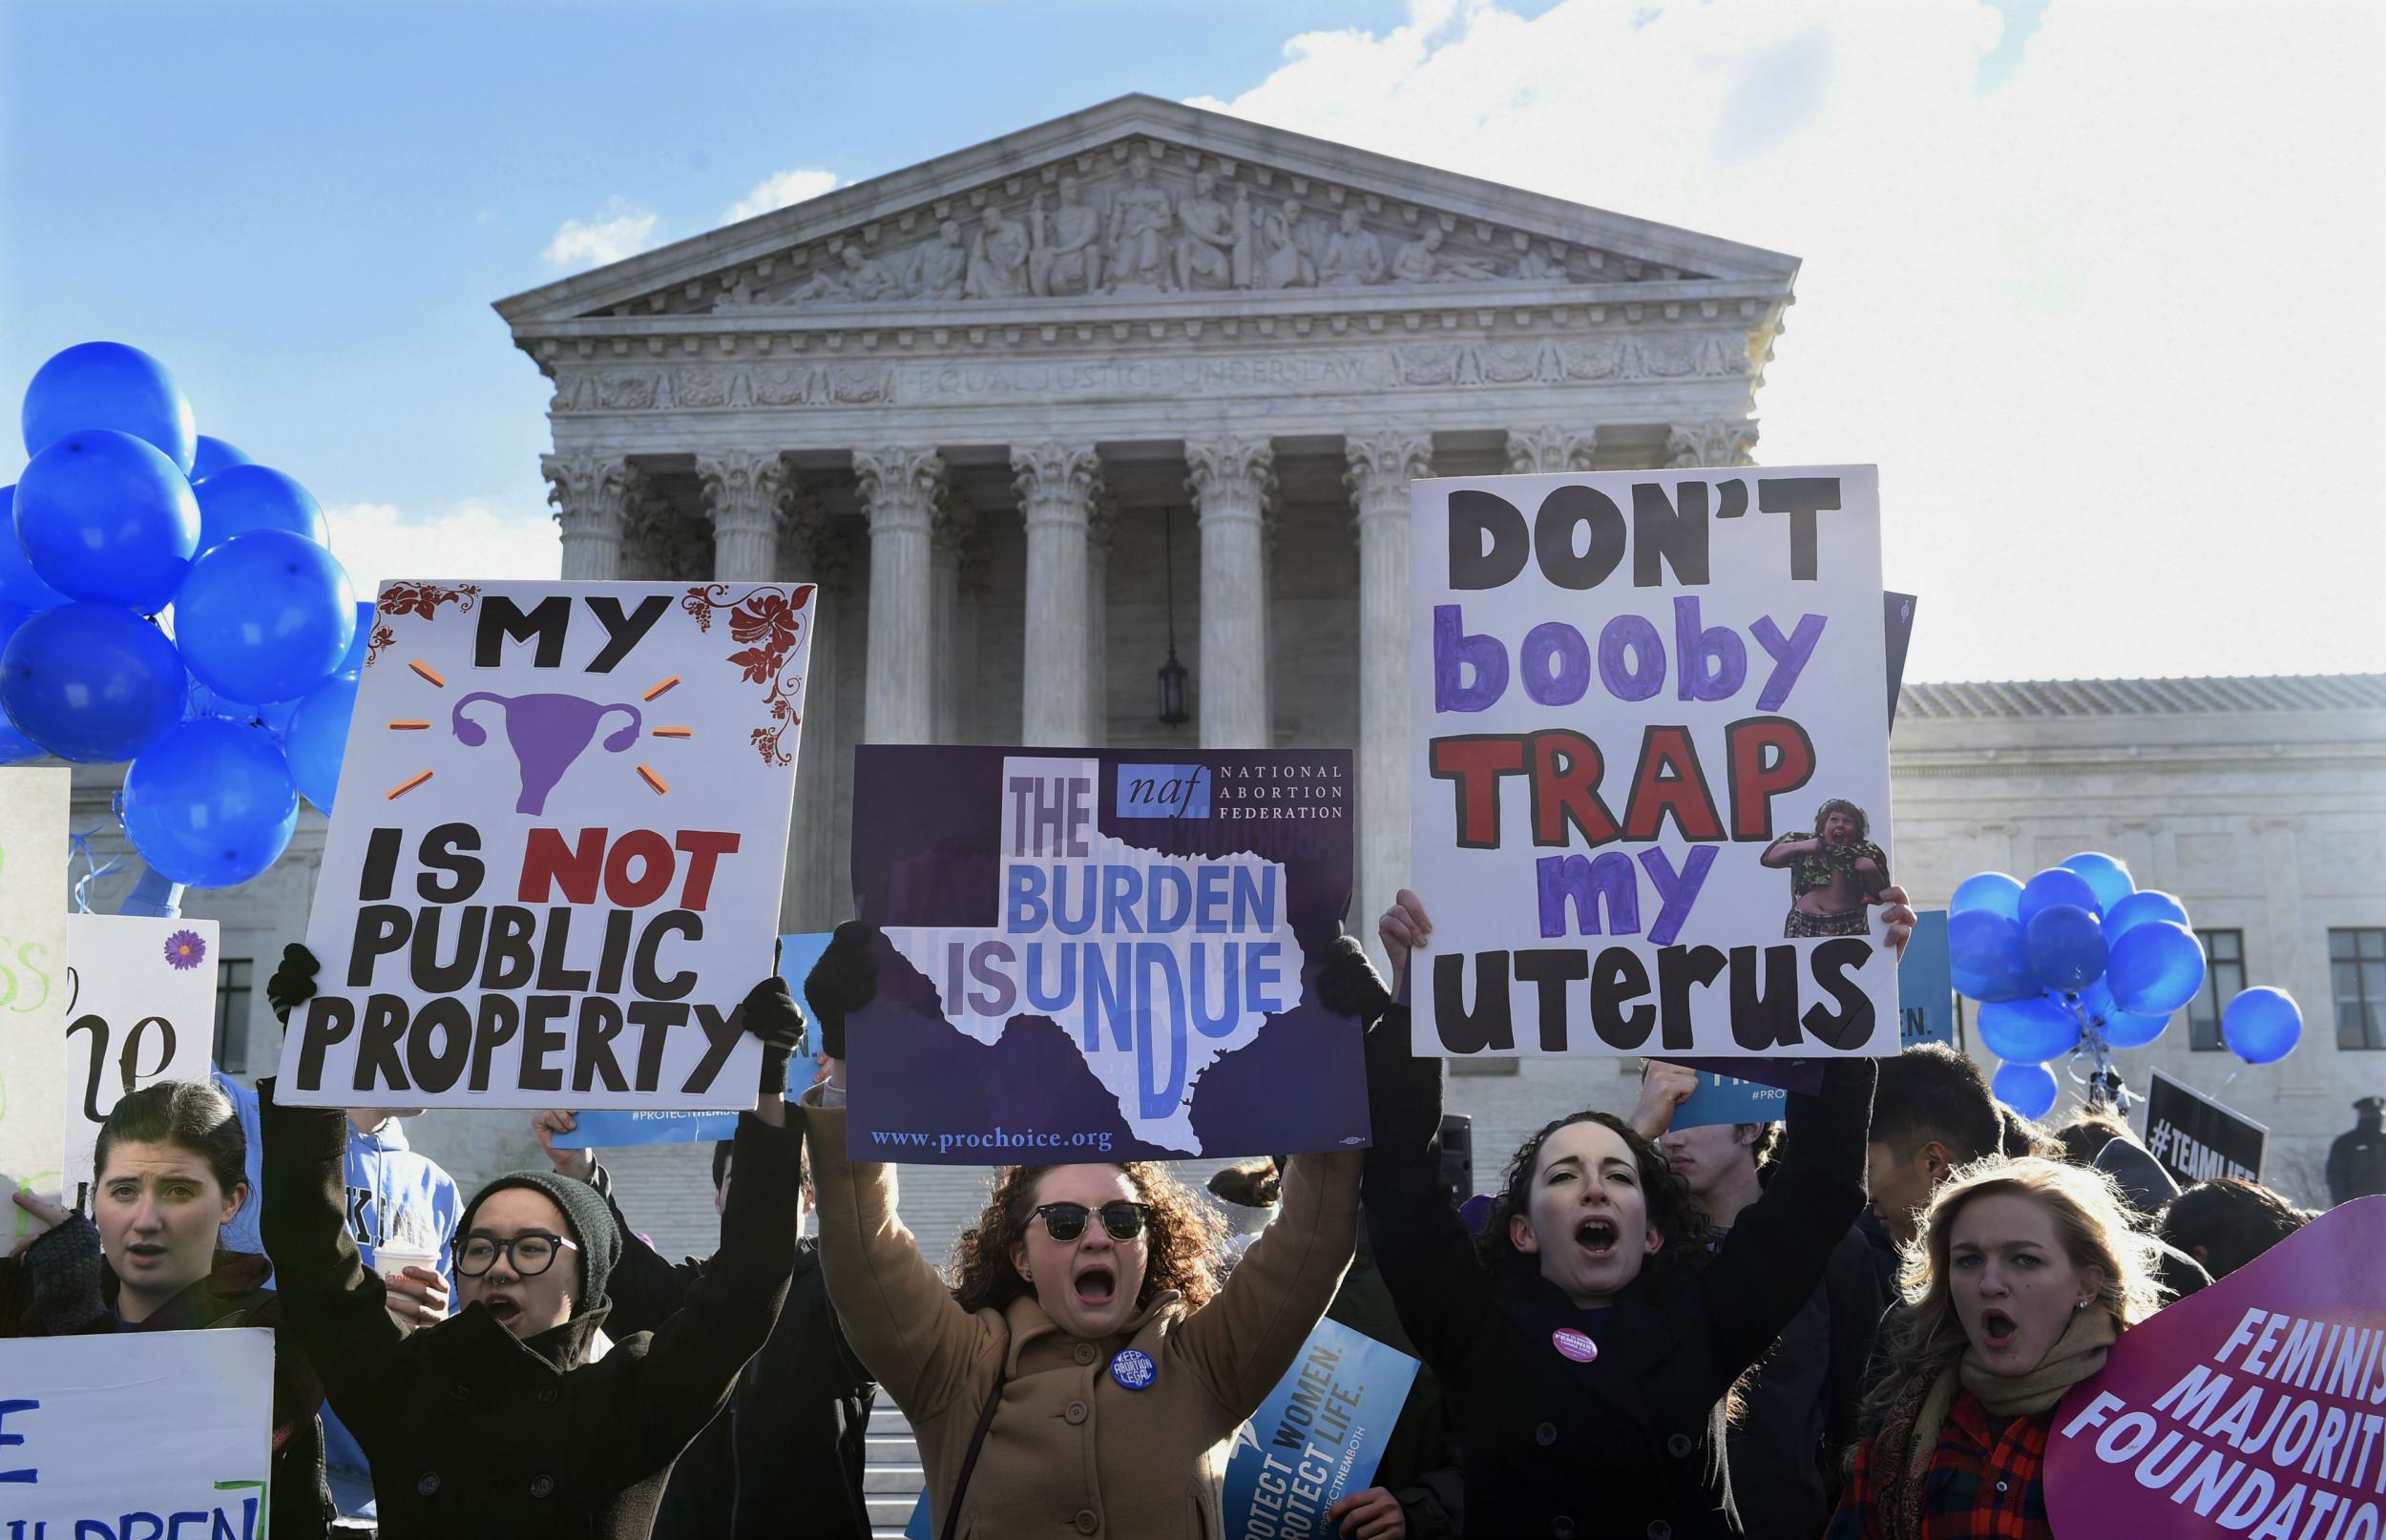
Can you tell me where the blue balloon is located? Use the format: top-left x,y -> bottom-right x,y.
188,435 -> 252,484
174,530 -> 357,704
13,429 -> 200,610
0,487 -> 67,611
21,342 -> 198,473
192,464 -> 328,553
1949,909 -> 2041,1002
2025,904 -> 2107,992
2060,852 -> 2136,913
1992,1060 -> 2060,1120
2222,987 -> 2302,1066
120,718 -> 299,887
2018,866 -> 2103,927
1950,871 -> 2023,921
2101,1011 -> 2169,1049
285,669 -> 359,813
335,600 -> 376,674
0,604 -> 42,763
2105,889 -> 2190,938
1978,995 -> 2082,1064
2107,921 -> 2207,1017
0,602 -> 184,762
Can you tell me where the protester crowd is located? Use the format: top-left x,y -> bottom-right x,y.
3,891 -> 2367,1540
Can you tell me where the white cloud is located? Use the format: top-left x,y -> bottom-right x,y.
323,501 -> 559,597
723,167 -> 841,224
541,197 -> 661,270
1198,0 -> 2386,682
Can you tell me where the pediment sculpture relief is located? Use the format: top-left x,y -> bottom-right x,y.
702,147 -> 1684,315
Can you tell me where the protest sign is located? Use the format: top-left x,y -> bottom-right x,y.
0,1327 -> 275,1534
277,579 -> 812,1108
2145,1071 -> 2268,1186
2046,1196 -> 2385,1539
61,914 -> 218,1207
1223,1319 -> 1423,1539
1884,592 -> 1916,727
1897,908 -> 1955,1047
554,931 -> 835,1149
1666,1067 -> 1791,1132
847,747 -> 1362,1163
0,765 -> 70,1228
1409,467 -> 1895,1060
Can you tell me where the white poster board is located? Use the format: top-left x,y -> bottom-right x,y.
62,914 -> 219,1205
0,1328 -> 275,1530
0,765 -> 70,1228
276,579 -> 814,1108
1409,466 -> 1895,1058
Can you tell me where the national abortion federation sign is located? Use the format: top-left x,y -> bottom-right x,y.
0,1328 -> 275,1534
278,579 -> 813,1108
847,747 -> 1362,1162
1411,467 -> 1895,1059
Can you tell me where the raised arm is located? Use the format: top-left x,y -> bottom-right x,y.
1174,1146 -> 1361,1421
1761,834 -> 1819,868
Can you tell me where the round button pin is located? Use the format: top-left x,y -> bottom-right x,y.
1551,1327 -> 1599,1363
1110,1347 -> 1157,1390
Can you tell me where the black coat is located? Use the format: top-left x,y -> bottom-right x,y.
1363,1009 -> 1873,1540
596,1161 -> 879,1540
259,1081 -> 800,1540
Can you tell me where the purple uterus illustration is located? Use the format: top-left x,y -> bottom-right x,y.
451,692 -> 643,814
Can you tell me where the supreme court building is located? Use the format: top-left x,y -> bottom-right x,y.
85,95 -> 2377,1246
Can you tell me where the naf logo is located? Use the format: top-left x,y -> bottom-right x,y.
1116,763 -> 1209,819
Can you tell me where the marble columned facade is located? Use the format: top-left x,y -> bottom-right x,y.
504,95 -> 1797,930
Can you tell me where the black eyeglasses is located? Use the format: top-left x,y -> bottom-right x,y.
1033,1201 -> 1151,1243
456,1232 -> 579,1279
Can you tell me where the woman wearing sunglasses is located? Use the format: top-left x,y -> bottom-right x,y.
253,945 -> 809,1540
800,922 -> 1364,1540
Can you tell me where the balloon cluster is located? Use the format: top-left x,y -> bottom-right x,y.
1947,853 -> 2304,1119
1,343 -> 366,887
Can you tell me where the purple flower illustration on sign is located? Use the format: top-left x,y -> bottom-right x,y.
164,929 -> 208,970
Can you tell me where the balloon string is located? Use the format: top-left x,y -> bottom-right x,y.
68,828 -> 124,914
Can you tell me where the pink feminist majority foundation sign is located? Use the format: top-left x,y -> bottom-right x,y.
2047,1197 -> 2386,1540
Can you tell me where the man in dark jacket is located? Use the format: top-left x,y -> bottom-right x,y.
533,1111 -> 881,1540
2329,1097 -> 2386,1206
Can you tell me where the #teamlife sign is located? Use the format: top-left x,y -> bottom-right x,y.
62,915 -> 218,1206
2145,1071 -> 2268,1186
278,579 -> 814,1108
0,1328 -> 276,1536
847,747 -> 1362,1163
1410,466 -> 1897,1060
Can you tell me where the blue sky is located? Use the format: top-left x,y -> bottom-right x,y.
9,0 -> 2377,684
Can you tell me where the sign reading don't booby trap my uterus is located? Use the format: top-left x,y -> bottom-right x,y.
276,579 -> 813,1109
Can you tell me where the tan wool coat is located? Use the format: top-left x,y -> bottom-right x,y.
802,1093 -> 1361,1540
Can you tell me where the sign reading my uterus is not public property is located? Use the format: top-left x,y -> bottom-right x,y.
275,580 -> 814,1110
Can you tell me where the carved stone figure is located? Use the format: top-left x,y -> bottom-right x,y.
1318,207 -> 1385,286
1510,246 -> 1568,282
1392,226 -> 1497,283
1030,178 -> 1103,297
1254,196 -> 1315,289
1172,172 -> 1241,292
1105,159 -> 1175,290
965,210 -> 1030,301
787,242 -> 896,303
914,219 -> 968,302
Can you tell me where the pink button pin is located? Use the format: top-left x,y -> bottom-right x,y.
1552,1327 -> 1599,1363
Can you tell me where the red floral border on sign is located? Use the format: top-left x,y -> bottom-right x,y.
363,582 -> 483,667
680,584 -> 816,765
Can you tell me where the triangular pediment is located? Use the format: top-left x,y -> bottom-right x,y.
496,94 -> 1796,328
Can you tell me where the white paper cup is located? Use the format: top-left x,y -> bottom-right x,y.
372,1246 -> 443,1327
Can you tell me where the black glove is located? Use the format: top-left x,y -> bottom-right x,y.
804,920 -> 880,1062
266,943 -> 321,1025
1315,935 -> 1392,1029
741,976 -> 806,1095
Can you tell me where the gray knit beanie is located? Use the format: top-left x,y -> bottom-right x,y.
458,1169 -> 621,1315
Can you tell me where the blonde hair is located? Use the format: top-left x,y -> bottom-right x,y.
1864,1155 -> 2169,1423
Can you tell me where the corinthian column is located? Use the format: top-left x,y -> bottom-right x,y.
1013,442 -> 1103,746
930,490 -> 973,743
697,449 -> 790,581
542,451 -> 635,579
1665,420 -> 1759,468
1505,426 -> 1598,474
1085,490 -> 1119,746
778,491 -> 852,930
1346,432 -> 1433,927
853,446 -> 945,745
1185,436 -> 1276,748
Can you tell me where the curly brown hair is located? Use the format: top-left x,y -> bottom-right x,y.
949,1163 -> 1228,1317
1477,1111 -> 1712,1285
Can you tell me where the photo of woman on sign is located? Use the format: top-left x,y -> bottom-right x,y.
1764,799 -> 1891,937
